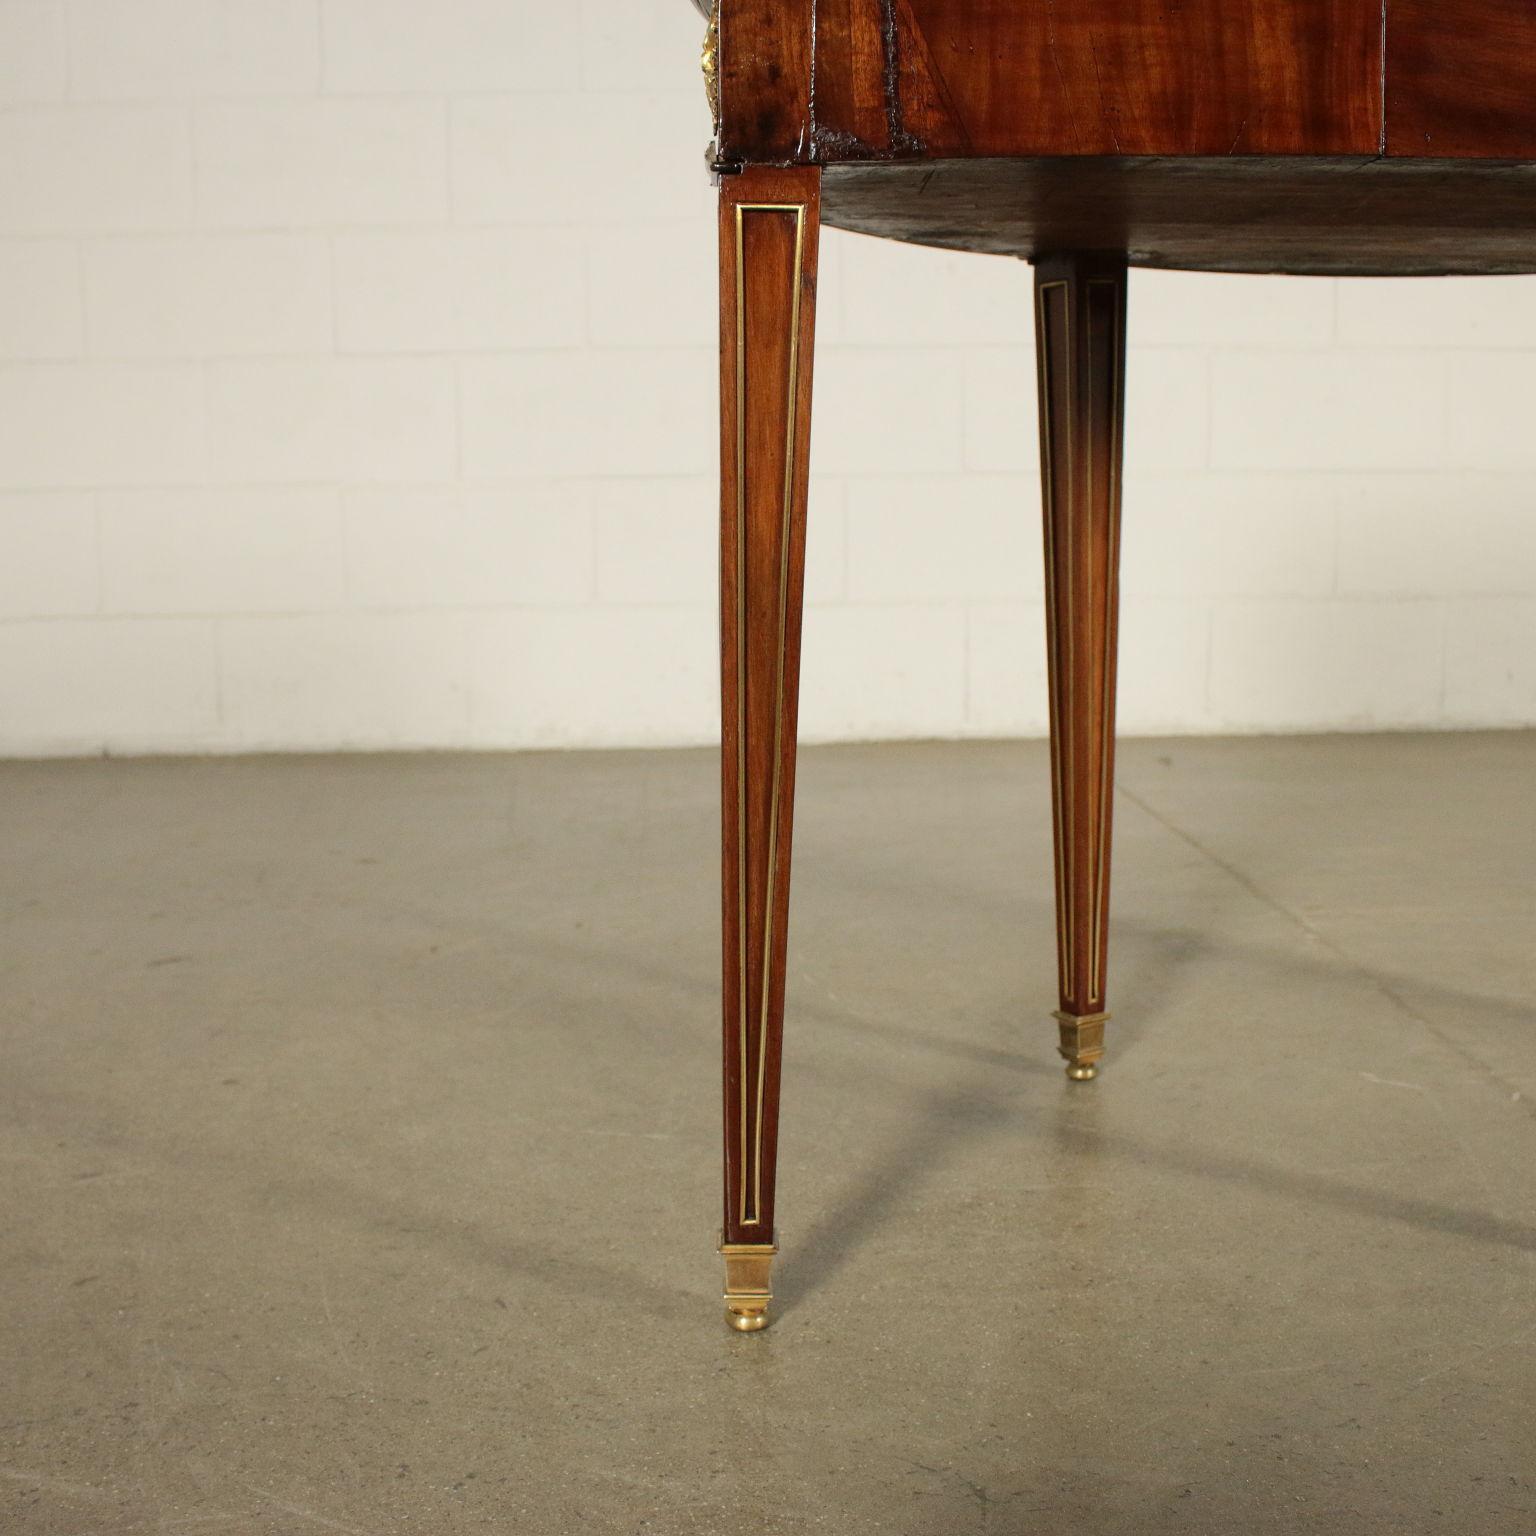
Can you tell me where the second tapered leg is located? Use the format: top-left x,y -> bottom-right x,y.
1033,254 -> 1128,1082
717,166 -> 820,1329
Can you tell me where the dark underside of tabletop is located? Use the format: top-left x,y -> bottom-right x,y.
715,0 -> 1536,275
819,157 -> 1536,276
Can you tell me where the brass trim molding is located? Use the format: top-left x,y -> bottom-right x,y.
1034,279 -> 1072,993
1055,1009 -> 1109,1081
720,1236 -> 776,1332
1086,275 -> 1122,1009
733,201 -> 807,1230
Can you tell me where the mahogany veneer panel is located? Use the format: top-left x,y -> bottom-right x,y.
717,168 -> 820,1250
718,0 -> 1383,163
1386,0 -> 1536,159
816,0 -> 1382,157
717,0 -> 813,164
820,156 -> 1536,275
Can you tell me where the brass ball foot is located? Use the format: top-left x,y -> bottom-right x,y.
719,1236 -> 775,1335
1055,1010 -> 1108,1084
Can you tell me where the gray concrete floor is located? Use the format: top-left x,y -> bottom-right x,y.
2,734 -> 1535,1535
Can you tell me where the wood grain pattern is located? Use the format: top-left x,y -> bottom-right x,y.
714,0 -> 1536,169
811,0 -> 977,157
716,0 -> 814,164
1386,0 -> 1536,158
1034,255 -> 1127,1060
721,0 -> 1381,162
881,0 -> 1381,156
718,166 -> 821,1247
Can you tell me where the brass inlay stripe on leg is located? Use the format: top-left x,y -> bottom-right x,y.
1035,279 -> 1072,994
1039,270 -> 1125,1015
733,200 -> 806,1229
1086,274 -> 1123,1008
1077,275 -> 1092,1008
733,204 -> 748,1225
1086,275 -> 1101,1006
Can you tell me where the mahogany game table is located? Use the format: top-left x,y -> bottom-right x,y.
695,0 -> 1536,1329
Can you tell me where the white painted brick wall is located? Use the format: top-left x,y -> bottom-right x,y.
0,238 -> 81,356
0,0 -> 1535,757
0,3 -> 67,105
67,0 -> 321,99
84,233 -> 332,356
0,106 -> 192,230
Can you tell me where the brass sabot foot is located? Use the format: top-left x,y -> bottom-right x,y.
720,1236 -> 776,1333
1055,1009 -> 1108,1082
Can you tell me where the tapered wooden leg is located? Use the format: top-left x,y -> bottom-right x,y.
1033,254 -> 1128,1083
717,166 -> 820,1330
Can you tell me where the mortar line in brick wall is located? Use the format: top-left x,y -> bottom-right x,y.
58,0 -> 75,97
0,599 -> 728,626
452,357 -> 465,479
88,489 -> 104,615
14,348 -> 639,365
66,233 -> 91,355
2,220 -> 620,240
960,606 -> 975,724
1435,600 -> 1450,720
47,89 -> 634,105
0,475 -> 722,495
437,94 -> 453,225
210,615 -> 225,729
325,232 -> 340,354
1201,602 -> 1215,717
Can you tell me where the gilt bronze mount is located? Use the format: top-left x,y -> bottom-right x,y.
719,1238 -> 776,1332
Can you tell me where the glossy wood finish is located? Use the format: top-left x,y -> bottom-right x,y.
702,0 -> 1536,1321
718,166 -> 821,1249
811,0 -> 1381,159
718,0 -> 1382,163
1034,255 -> 1127,1077
1386,0 -> 1536,158
819,155 -> 1536,276
709,0 -> 1536,274
716,0 -> 813,163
